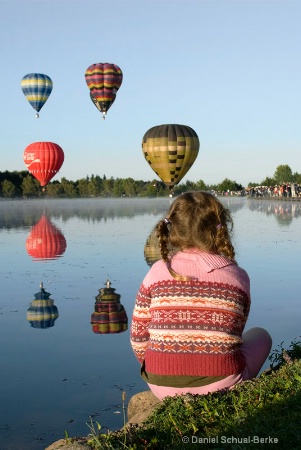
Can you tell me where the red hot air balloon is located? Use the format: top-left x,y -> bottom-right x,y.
23,142 -> 64,186
26,215 -> 67,261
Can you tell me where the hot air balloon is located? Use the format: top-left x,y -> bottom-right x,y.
144,230 -> 161,267
142,124 -> 200,192
27,282 -> 59,329
26,215 -> 67,261
85,63 -> 123,119
90,92 -> 115,114
21,73 -> 53,118
91,280 -> 128,334
23,141 -> 64,187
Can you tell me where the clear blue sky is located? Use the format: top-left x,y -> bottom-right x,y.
1,0 -> 300,187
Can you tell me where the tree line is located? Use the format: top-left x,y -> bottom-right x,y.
0,171 -> 243,198
0,164 -> 300,198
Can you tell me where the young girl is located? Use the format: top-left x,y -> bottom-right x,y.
130,191 -> 272,400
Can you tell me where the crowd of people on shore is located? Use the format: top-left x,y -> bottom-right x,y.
247,183 -> 301,198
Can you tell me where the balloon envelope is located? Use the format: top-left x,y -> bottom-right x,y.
91,280 -> 128,334
144,230 -> 161,267
85,63 -> 122,118
27,299 -> 59,329
23,142 -> 64,186
21,73 -> 53,117
26,215 -> 67,261
142,124 -> 200,189
90,91 -> 115,114
91,302 -> 128,334
27,283 -> 58,328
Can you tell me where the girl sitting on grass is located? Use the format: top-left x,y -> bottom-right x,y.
130,191 -> 272,400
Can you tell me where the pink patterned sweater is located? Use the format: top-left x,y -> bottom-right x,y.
130,249 -> 251,377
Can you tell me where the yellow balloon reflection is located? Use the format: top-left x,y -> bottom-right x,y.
144,229 -> 162,267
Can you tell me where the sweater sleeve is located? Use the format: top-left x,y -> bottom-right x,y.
130,283 -> 152,364
240,269 -> 251,326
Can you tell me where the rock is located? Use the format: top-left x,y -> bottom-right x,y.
126,389 -> 162,425
44,437 -> 91,450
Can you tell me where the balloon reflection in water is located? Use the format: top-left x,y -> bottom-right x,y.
144,229 -> 161,267
26,215 -> 67,261
91,280 -> 128,334
27,282 -> 59,329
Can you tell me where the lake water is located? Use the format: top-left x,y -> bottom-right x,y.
0,197 -> 300,450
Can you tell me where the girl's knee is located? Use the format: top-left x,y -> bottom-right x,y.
244,327 -> 272,339
243,327 -> 273,350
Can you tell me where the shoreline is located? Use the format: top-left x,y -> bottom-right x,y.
247,195 -> 301,201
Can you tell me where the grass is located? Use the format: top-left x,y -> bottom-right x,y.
66,338 -> 301,449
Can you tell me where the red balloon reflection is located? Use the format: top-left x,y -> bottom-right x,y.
26,215 -> 66,261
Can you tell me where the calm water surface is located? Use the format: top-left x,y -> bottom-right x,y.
0,197 -> 300,450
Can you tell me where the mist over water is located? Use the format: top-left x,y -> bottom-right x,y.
0,197 -> 300,449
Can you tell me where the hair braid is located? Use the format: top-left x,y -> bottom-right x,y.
156,220 -> 170,262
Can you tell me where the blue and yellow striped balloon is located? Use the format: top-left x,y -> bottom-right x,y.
21,73 -> 53,117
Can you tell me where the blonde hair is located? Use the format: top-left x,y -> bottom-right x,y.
156,191 -> 236,279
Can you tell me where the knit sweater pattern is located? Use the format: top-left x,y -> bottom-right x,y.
130,250 -> 251,377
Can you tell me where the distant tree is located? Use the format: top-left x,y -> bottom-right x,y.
260,176 -> 276,186
123,178 -> 137,197
173,180 -> 209,195
88,174 -> 103,196
273,165 -> 293,183
77,178 -> 90,197
156,182 -> 168,197
195,180 -> 207,191
145,181 -> 158,197
112,178 -> 125,197
102,176 -> 115,196
142,180 -> 166,197
136,180 -> 149,194
94,175 -> 104,195
184,180 -> 198,192
60,178 -> 78,197
21,175 -> 40,197
46,181 -> 65,197
1,179 -> 17,198
207,183 -> 218,192
292,172 -> 301,184
217,178 -> 242,192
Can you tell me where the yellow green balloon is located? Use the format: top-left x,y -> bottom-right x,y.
142,124 -> 200,189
